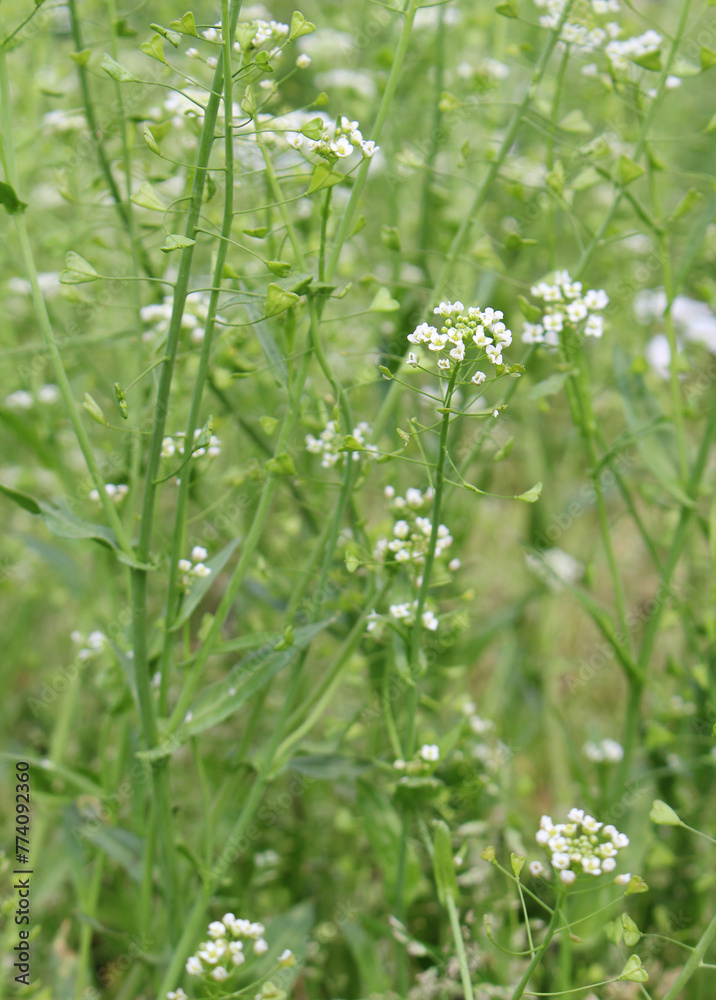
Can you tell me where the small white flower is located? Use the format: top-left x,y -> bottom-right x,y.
407,352 -> 420,367
361,139 -> 378,157
529,860 -> 545,877
449,558 -> 461,571
422,610 -> 439,631
551,852 -> 571,870
665,74 -> 681,89
186,955 -> 203,975
191,545 -> 208,562
211,966 -> 229,981
37,384 -> 60,404
208,920 -> 226,939
193,563 -> 212,578
419,743 -> 440,762
296,53 -> 311,68
471,371 -> 486,385
278,949 -> 296,967
254,938 -> 269,955
601,857 -> 617,872
615,872 -> 631,885
167,990 -> 189,1000
559,869 -> 576,885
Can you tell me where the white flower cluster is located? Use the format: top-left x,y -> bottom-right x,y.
180,912 -> 295,989
522,270 -> 608,346
605,29 -> 663,72
393,743 -> 440,774
367,600 -> 439,633
407,300 -> 512,378
583,738 -> 624,763
533,0 -> 662,74
42,109 -> 87,134
373,486 -> 453,568
70,629 -> 107,662
88,483 -> 129,504
161,429 -> 221,460
4,385 -> 60,409
140,292 -> 225,346
287,114 -> 379,159
178,546 -> 212,588
242,18 -> 289,49
305,420 -> 378,468
536,809 -> 629,885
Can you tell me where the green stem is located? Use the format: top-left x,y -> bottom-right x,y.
509,890 -> 566,1000
373,0 -> 577,439
325,0 -> 420,282
159,0 -> 242,714
66,0 -> 154,278
446,895 -> 475,1000
0,50 -> 134,557
661,913 -> 716,1000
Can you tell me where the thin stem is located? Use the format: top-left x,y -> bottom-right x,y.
0,50 -> 134,557
509,890 -> 566,1000
661,913 -> 716,1000
325,0 -> 421,282
446,895 -> 475,1000
159,0 -> 241,714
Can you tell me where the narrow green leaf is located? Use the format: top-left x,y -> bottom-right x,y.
0,483 -> 42,514
38,501 -> 118,550
667,187 -> 702,225
243,226 -> 268,238
172,537 -> 241,630
433,820 -> 458,903
137,620 -> 334,759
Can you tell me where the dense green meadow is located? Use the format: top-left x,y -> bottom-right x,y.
1,0 -> 715,997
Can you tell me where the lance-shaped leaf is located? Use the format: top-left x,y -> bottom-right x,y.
171,537 -> 241,630
433,820 -> 458,904
137,619 -> 334,760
